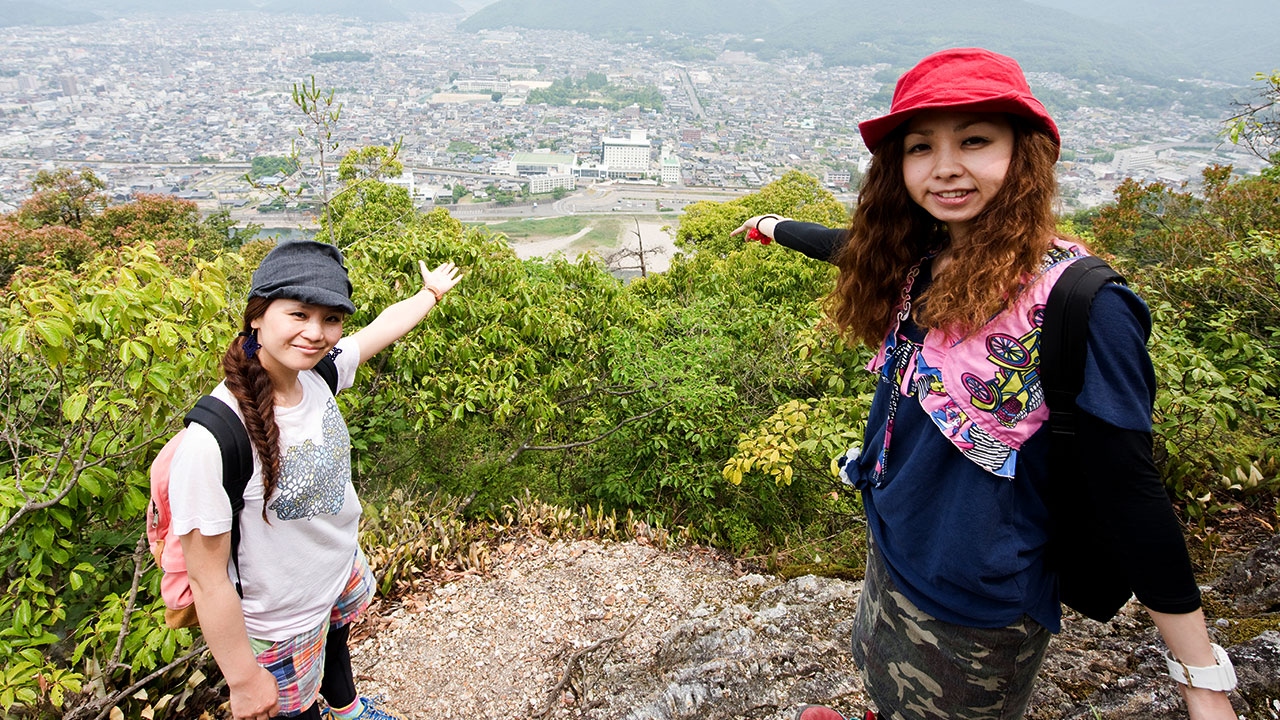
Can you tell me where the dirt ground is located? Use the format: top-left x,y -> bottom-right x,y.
348,537 -> 789,719
508,221 -> 679,273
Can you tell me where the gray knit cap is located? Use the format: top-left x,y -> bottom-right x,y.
249,241 -> 356,314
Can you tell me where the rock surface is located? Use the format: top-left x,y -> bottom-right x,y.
351,535 -> 1280,720
1215,533 -> 1280,616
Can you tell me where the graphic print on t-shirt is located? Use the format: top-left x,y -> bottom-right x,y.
268,401 -> 352,521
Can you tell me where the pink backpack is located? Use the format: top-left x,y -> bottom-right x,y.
146,396 -> 253,629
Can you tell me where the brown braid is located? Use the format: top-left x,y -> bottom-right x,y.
221,296 -> 282,522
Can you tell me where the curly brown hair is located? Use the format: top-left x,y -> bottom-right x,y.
221,296 -> 283,522
826,116 -> 1065,347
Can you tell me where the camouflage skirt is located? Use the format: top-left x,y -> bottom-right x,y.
851,542 -> 1051,720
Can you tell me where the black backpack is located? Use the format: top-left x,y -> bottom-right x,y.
1039,256 -> 1134,622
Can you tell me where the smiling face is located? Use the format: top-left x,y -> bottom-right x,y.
250,298 -> 345,380
901,110 -> 1015,244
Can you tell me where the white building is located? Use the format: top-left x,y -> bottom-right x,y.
602,129 -> 651,178
574,163 -> 609,181
491,151 -> 578,194
660,155 -> 681,186
824,170 -> 851,187
1113,147 -> 1158,176
385,169 -> 416,198
454,78 -> 510,93
528,173 -> 575,194
514,150 -> 576,176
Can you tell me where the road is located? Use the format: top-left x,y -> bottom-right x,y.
228,181 -> 854,235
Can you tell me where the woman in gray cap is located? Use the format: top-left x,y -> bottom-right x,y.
168,240 -> 461,720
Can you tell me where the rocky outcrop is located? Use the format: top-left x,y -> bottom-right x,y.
354,535 -> 1280,719
585,536 -> 1280,720
608,575 -> 866,720
1215,534 -> 1280,616
1029,616 -> 1280,719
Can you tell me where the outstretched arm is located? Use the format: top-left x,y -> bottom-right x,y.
349,260 -> 462,363
1075,290 -> 1235,720
731,214 -> 790,241
732,215 -> 846,263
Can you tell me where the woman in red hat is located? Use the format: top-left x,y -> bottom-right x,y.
736,48 -> 1236,720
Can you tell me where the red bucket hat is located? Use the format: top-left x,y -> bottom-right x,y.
858,48 -> 1059,152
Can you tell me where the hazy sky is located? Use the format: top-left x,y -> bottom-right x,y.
12,0 -> 1279,80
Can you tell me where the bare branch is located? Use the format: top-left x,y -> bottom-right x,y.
1223,71 -> 1280,162
66,643 -> 209,720
109,535 -> 151,673
1,428 -> 167,537
507,400 -> 674,464
556,382 -> 656,409
534,612 -> 644,719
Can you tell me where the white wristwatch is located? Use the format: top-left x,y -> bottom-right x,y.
1165,643 -> 1238,692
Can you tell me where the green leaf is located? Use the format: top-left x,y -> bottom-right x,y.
13,600 -> 31,629
62,393 -> 89,423
161,631 -> 176,663
33,525 -> 54,550
32,318 -> 68,347
78,471 -> 101,497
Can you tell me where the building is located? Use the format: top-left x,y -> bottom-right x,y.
513,151 -> 576,176
1113,147 -> 1158,176
824,170 -> 851,187
660,155 -> 681,186
528,173 -> 574,194
454,77 -> 511,93
573,164 -> 609,181
384,169 -> 418,200
601,129 -> 651,179
489,150 -> 578,194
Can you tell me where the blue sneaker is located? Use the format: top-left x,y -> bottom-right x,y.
323,696 -> 405,720
352,696 -> 405,720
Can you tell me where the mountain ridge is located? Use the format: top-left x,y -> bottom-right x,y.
0,0 -> 464,26
459,0 -> 1274,83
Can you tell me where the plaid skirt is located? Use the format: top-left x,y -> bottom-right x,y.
248,549 -> 375,716
851,541 -> 1051,720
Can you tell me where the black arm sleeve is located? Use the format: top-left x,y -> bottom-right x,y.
1076,411 -> 1202,614
772,221 -> 846,264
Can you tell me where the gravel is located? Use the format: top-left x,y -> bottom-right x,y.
351,537 -> 769,719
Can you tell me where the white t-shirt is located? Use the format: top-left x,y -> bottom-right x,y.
169,337 -> 362,641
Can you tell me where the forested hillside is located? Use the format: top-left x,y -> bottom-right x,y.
1025,0 -> 1280,80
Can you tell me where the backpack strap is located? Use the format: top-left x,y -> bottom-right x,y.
184,396 -> 253,598
1040,256 -> 1126,437
313,354 -> 339,396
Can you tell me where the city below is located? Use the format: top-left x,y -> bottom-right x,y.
1,11 -> 1271,227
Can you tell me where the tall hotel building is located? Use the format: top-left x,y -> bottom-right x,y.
601,130 -> 651,179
